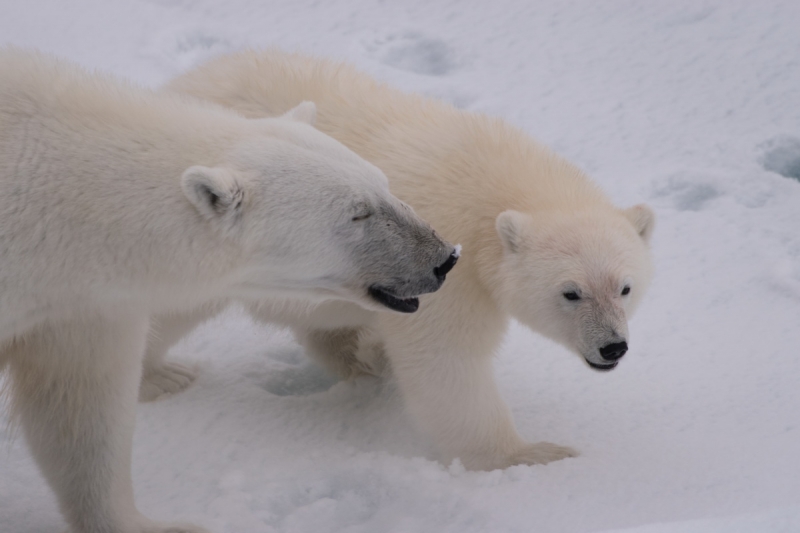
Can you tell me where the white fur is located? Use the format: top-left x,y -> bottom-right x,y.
0,48 -> 450,533
162,49 -> 656,470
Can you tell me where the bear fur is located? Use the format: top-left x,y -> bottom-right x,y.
0,48 -> 455,533
161,49 -> 656,471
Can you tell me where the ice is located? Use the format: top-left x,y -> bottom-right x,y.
2,1 -> 800,532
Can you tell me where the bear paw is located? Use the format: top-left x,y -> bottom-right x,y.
301,327 -> 387,380
351,335 -> 388,378
137,520 -> 211,533
507,441 -> 579,466
139,361 -> 197,402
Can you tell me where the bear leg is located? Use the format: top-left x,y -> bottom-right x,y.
140,303 -> 226,402
245,299 -> 381,379
6,312 -> 209,533
295,326 -> 387,379
380,295 -> 578,470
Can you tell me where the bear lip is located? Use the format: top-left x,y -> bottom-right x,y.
368,285 -> 420,313
585,359 -> 618,372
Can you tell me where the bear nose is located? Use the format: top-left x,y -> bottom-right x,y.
599,341 -> 628,361
433,250 -> 459,282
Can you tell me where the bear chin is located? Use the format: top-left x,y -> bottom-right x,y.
585,359 -> 618,372
368,285 -> 420,313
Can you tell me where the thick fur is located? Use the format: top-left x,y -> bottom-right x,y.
0,49 -> 454,533
162,50 -> 656,470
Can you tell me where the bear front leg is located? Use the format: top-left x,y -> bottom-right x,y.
381,300 -> 578,470
293,326 -> 387,379
140,303 -> 226,402
6,313 -> 209,533
246,299 -> 384,379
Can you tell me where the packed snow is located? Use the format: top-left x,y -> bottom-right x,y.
2,1 -> 800,532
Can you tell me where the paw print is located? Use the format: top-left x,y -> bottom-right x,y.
760,135 -> 800,182
363,31 -> 459,76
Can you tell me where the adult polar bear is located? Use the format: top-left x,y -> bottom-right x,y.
162,50 -> 655,470
0,49 -> 457,533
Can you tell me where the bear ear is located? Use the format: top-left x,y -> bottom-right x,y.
496,210 -> 531,253
281,101 -> 317,126
623,204 -> 655,243
182,166 -> 245,225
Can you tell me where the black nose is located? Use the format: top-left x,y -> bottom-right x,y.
599,341 -> 628,361
433,250 -> 459,282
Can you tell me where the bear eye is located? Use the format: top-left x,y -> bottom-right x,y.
621,286 -> 631,296
563,291 -> 581,301
351,213 -> 372,222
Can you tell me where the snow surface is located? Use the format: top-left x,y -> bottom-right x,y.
2,1 -> 800,532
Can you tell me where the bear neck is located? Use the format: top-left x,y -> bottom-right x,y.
0,56 -> 255,321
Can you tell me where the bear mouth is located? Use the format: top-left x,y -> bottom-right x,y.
368,286 -> 420,313
585,359 -> 618,372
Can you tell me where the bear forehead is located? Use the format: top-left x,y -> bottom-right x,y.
537,222 -> 638,259
532,226 -> 641,288
552,256 -> 628,287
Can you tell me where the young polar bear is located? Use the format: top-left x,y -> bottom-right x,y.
161,50 -> 655,470
0,49 -> 456,533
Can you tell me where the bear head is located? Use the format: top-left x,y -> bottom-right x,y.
182,102 -> 459,313
495,204 -> 655,371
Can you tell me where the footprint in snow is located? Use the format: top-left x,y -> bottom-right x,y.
760,136 -> 800,182
364,31 -> 459,76
651,173 -> 724,211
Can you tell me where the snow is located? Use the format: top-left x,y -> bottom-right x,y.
596,506 -> 800,533
2,1 -> 800,532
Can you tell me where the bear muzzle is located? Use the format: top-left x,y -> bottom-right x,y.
584,340 -> 628,371
599,341 -> 628,361
433,248 -> 460,283
368,246 -> 460,313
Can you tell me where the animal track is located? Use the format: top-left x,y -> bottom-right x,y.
652,174 -> 723,211
760,136 -> 800,181
364,32 -> 459,76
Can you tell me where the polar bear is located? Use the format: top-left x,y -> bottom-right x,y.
161,50 -> 655,470
0,49 -> 457,533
